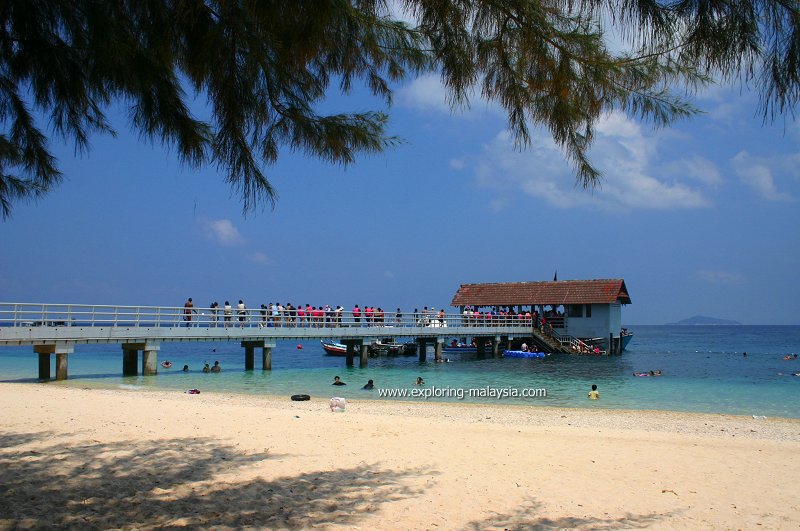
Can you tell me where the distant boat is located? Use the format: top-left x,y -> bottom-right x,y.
320,340 -> 347,356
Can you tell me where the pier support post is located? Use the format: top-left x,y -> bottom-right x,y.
476,338 -> 486,359
38,352 -> 50,380
500,336 -> 509,358
263,346 -> 272,371
609,333 -> 614,356
244,345 -> 255,370
417,339 -> 428,362
34,343 -> 74,381
492,336 -> 501,358
55,353 -> 68,380
434,340 -> 443,362
241,341 -> 274,371
122,345 -> 138,376
142,343 -> 160,375
341,340 -> 364,368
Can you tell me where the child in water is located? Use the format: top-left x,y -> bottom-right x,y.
588,384 -> 600,400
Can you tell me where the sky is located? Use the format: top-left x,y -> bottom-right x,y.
1,44 -> 799,325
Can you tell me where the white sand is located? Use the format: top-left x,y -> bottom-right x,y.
1,383 -> 798,530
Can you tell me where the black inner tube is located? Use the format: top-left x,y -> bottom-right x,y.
291,394 -> 310,401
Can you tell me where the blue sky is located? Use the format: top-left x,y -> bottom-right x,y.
1,69 -> 798,324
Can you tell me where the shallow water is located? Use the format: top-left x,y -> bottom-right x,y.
1,325 -> 798,418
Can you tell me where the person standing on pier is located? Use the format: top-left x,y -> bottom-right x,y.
183,298 -> 194,327
223,301 -> 232,327
353,305 -> 361,326
237,300 -> 247,328
210,301 -> 219,326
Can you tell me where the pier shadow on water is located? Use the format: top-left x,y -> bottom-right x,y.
0,431 -> 429,529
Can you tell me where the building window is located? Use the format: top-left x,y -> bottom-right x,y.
585,304 -> 592,318
568,304 -> 583,318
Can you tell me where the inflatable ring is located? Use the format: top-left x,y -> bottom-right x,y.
291,394 -> 311,401
161,361 -> 172,368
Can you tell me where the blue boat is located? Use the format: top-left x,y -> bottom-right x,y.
443,346 -> 478,353
503,350 -> 545,358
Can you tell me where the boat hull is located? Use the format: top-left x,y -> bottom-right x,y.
504,350 -> 545,358
620,332 -> 633,351
321,340 -> 347,356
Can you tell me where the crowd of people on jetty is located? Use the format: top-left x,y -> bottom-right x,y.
181,298 -> 562,331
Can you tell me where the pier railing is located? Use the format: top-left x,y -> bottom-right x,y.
0,302 -> 538,331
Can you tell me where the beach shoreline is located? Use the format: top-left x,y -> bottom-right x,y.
1,383 -> 798,529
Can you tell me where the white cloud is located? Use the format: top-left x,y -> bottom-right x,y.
386,0 -> 418,25
696,270 -> 744,284
397,74 -> 497,117
663,156 -> 723,188
449,158 -> 465,170
731,150 -> 792,201
471,112 -> 711,211
397,74 -> 450,113
206,219 -> 246,246
249,252 -> 270,265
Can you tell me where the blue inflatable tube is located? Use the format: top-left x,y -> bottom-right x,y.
504,350 -> 545,358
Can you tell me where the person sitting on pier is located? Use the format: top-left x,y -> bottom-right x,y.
362,379 -> 374,390
332,376 -> 346,386
211,361 -> 221,373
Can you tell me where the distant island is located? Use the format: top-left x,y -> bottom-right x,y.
667,315 -> 742,326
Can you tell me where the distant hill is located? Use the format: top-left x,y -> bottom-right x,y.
667,315 -> 742,326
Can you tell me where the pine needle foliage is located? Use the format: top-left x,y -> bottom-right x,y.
0,0 -> 797,217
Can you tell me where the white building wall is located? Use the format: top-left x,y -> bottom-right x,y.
564,303 -> 622,339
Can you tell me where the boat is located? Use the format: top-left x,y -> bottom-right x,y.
368,338 -> 406,355
321,340 -> 348,356
443,345 -> 477,353
504,350 -> 545,358
401,341 -> 418,355
620,329 -> 634,351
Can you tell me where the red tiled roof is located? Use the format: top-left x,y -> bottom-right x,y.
450,279 -> 631,306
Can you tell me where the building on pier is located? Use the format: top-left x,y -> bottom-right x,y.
450,278 -> 632,354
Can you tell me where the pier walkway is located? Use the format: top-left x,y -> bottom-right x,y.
0,303 -> 545,380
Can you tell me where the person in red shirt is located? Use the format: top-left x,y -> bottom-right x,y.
353,305 -> 361,326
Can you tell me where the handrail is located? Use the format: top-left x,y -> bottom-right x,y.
0,302 -> 538,330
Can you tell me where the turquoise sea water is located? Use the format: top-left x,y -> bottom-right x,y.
1,325 -> 799,418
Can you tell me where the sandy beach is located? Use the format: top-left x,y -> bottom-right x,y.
1,383 -> 798,530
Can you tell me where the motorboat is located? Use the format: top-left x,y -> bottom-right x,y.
320,340 -> 348,356
368,338 -> 406,355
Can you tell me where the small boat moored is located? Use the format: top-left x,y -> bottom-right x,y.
321,340 -> 348,356
368,338 -> 406,355
620,329 -> 634,351
503,350 -> 545,358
